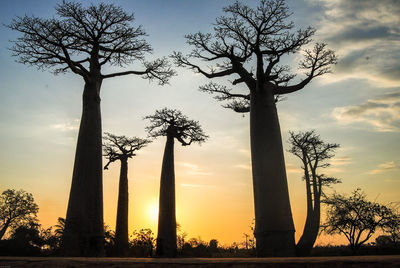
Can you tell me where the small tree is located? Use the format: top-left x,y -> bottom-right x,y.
144,108 -> 207,257
172,0 -> 337,256
103,132 -> 151,256
323,189 -> 395,253
8,1 -> 174,256
0,189 -> 39,240
288,130 -> 340,256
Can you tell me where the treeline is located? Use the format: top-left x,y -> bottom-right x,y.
1,189 -> 399,257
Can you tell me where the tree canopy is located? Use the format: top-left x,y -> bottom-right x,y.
144,108 -> 208,146
172,0 -> 337,112
103,132 -> 151,170
323,189 -> 397,251
8,1 -> 174,83
0,189 -> 39,240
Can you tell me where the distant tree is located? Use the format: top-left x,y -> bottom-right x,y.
172,0 -> 336,256
323,189 -> 396,253
381,207 -> 400,246
209,239 -> 219,253
144,108 -> 207,257
8,1 -> 174,256
131,228 -> 155,257
288,130 -> 341,256
103,132 -> 151,256
54,217 -> 66,239
0,189 -> 39,240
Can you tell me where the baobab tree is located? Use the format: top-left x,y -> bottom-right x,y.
288,130 -> 341,256
103,132 -> 151,256
144,108 -> 207,257
8,2 -> 173,256
171,0 -> 337,256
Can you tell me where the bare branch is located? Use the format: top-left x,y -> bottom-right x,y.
103,132 -> 151,170
144,108 -> 208,146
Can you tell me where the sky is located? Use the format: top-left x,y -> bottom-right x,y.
0,0 -> 399,247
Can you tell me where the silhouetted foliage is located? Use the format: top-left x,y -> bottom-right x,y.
288,130 -> 341,256
145,108 -> 208,146
171,0 -> 336,256
103,133 -> 151,170
129,228 -> 155,257
323,189 -> 397,253
0,189 -> 39,240
8,1 -> 174,256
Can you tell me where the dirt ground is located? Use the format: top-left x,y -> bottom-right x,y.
0,255 -> 400,267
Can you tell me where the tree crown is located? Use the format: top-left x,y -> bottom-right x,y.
172,0 -> 337,113
0,189 -> 39,238
103,132 -> 151,170
322,189 -> 396,249
8,1 -> 174,83
144,108 -> 208,146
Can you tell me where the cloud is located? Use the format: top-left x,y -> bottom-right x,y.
309,0 -> 400,86
177,162 -> 212,176
50,119 -> 79,131
286,163 -> 302,174
329,156 -> 351,166
332,92 -> 400,132
367,161 -> 397,174
234,164 -> 251,170
180,183 -> 215,188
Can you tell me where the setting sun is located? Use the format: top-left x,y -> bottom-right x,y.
147,202 -> 159,222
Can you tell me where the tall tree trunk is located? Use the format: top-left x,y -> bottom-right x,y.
0,220 -> 10,240
63,79 -> 105,256
296,163 -> 315,256
250,86 -> 295,257
115,158 -> 129,256
156,135 -> 177,257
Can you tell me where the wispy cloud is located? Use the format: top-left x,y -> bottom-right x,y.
234,164 -> 251,170
286,163 -> 302,174
50,119 -> 79,131
329,156 -> 351,166
180,183 -> 216,188
367,161 -> 398,174
332,92 -> 400,132
177,162 -> 212,176
309,0 -> 400,87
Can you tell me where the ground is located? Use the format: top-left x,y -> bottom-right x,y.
1,255 -> 400,267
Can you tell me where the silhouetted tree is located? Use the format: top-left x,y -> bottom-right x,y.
8,1 -> 174,256
0,189 -> 38,240
172,0 -> 336,256
288,130 -> 341,256
381,206 -> 400,246
103,132 -> 151,256
54,217 -> 65,239
130,228 -> 155,257
144,108 -> 207,257
323,189 -> 396,253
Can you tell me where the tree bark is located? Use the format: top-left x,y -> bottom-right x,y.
296,165 -> 316,256
63,79 -> 105,256
0,220 -> 10,240
156,134 -> 177,257
250,85 -> 295,257
115,158 -> 129,256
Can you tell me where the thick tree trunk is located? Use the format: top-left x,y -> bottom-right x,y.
156,135 -> 177,257
63,79 -> 105,256
250,86 -> 295,257
0,220 -> 10,240
115,158 -> 129,256
296,168 -> 317,256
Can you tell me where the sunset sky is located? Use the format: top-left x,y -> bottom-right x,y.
0,0 -> 399,247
